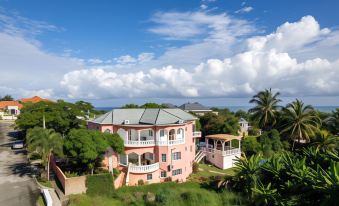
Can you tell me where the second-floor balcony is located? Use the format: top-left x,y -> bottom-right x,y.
129,162 -> 160,173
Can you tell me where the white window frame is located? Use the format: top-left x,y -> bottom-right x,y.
161,154 -> 166,162
160,171 -> 167,178
147,174 -> 152,180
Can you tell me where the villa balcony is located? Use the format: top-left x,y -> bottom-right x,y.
129,162 -> 160,173
192,131 -> 202,138
125,140 -> 155,147
203,146 -> 241,156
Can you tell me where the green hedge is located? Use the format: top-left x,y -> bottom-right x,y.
86,173 -> 114,196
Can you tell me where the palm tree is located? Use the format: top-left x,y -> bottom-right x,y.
325,108 -> 339,135
249,89 -> 282,131
311,130 -> 338,152
26,127 -> 63,180
281,99 -> 320,150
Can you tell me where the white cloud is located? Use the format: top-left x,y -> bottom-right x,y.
200,4 -> 208,10
235,6 -> 253,14
61,16 -> 339,99
148,11 -> 255,41
88,58 -> 104,64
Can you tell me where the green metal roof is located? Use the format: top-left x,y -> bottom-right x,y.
91,108 -> 197,125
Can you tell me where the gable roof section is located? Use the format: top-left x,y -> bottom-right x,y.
179,102 -> 211,111
20,96 -> 50,103
0,101 -> 23,109
91,108 -> 196,125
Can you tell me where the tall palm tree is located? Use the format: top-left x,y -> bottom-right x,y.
325,108 -> 339,135
26,127 -> 63,180
281,99 -> 320,149
311,130 -> 338,152
249,89 -> 282,130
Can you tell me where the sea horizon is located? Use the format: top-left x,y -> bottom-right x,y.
95,105 -> 339,113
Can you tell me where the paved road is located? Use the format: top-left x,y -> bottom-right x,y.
0,121 -> 40,206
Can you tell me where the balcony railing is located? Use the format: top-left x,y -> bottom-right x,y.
203,147 -> 240,156
192,131 -> 202,137
125,140 -> 155,147
129,162 -> 160,173
168,138 -> 185,145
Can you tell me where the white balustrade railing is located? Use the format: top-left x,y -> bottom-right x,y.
203,147 -> 240,156
192,131 -> 202,137
168,138 -> 185,145
125,140 -> 155,147
129,162 -> 160,173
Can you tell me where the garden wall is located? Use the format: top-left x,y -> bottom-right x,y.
50,156 -> 87,195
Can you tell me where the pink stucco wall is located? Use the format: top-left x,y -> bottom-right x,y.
88,120 -> 197,186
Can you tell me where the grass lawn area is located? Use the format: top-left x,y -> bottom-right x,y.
68,181 -> 247,206
189,163 -> 237,182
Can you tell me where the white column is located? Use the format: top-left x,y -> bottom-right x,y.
138,154 -> 141,166
138,130 -> 140,143
205,137 -> 208,149
213,140 -> 217,149
222,141 -> 225,151
126,154 -> 129,165
239,139 -> 241,149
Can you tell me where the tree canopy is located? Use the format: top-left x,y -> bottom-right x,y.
0,94 -> 14,101
121,102 -> 168,108
64,129 -> 124,174
15,101 -> 95,134
200,111 -> 240,136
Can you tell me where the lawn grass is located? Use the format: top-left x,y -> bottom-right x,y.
189,163 -> 237,182
68,164 -> 244,206
69,181 -> 247,206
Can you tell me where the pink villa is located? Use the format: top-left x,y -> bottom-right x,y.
88,108 -> 202,186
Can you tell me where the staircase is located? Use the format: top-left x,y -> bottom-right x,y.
194,150 -> 206,163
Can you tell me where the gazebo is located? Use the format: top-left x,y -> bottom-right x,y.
203,134 -> 241,169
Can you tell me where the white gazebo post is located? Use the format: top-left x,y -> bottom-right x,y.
205,137 -> 208,150
221,140 -> 225,152
126,154 -> 129,165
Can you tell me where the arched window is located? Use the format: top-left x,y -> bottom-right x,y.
104,129 -> 111,133
128,153 -> 139,165
169,129 -> 175,140
177,128 -> 184,140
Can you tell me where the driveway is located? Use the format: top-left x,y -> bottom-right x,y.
0,121 -> 40,206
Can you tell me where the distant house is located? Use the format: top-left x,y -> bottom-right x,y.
20,96 -> 50,103
0,101 -> 23,119
162,103 -> 177,108
239,118 -> 249,136
179,102 -> 217,116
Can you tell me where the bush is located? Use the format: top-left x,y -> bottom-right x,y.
192,162 -> 199,173
242,136 -> 260,156
138,179 -> 144,186
65,171 -> 79,178
86,173 -> 114,196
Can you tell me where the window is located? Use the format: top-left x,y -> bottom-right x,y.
172,152 -> 181,160
104,129 -> 111,133
177,129 -> 181,134
185,146 -> 187,151
190,145 -> 192,152
160,171 -> 167,178
149,130 -> 153,136
172,169 -> 182,176
161,154 -> 166,162
160,130 -> 165,137
147,174 -> 152,180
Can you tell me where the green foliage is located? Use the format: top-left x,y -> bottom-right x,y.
86,174 -> 114,196
324,108 -> 339,135
242,136 -> 261,156
249,88 -> 282,131
16,101 -> 88,135
234,146 -> 339,205
64,129 -> 124,174
281,99 -> 321,148
194,119 -> 201,131
192,162 -> 199,173
199,111 -> 240,136
26,127 -> 63,166
0,94 -> 14,101
121,102 -> 168,108
311,130 -> 338,152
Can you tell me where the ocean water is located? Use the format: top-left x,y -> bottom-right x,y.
95,106 -> 338,113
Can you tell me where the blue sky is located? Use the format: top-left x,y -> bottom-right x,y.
1,0 -> 339,106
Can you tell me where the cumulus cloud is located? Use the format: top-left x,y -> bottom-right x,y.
61,16 -> 339,99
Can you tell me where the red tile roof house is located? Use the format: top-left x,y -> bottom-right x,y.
0,101 -> 23,120
20,96 -> 50,103
88,108 -> 202,187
